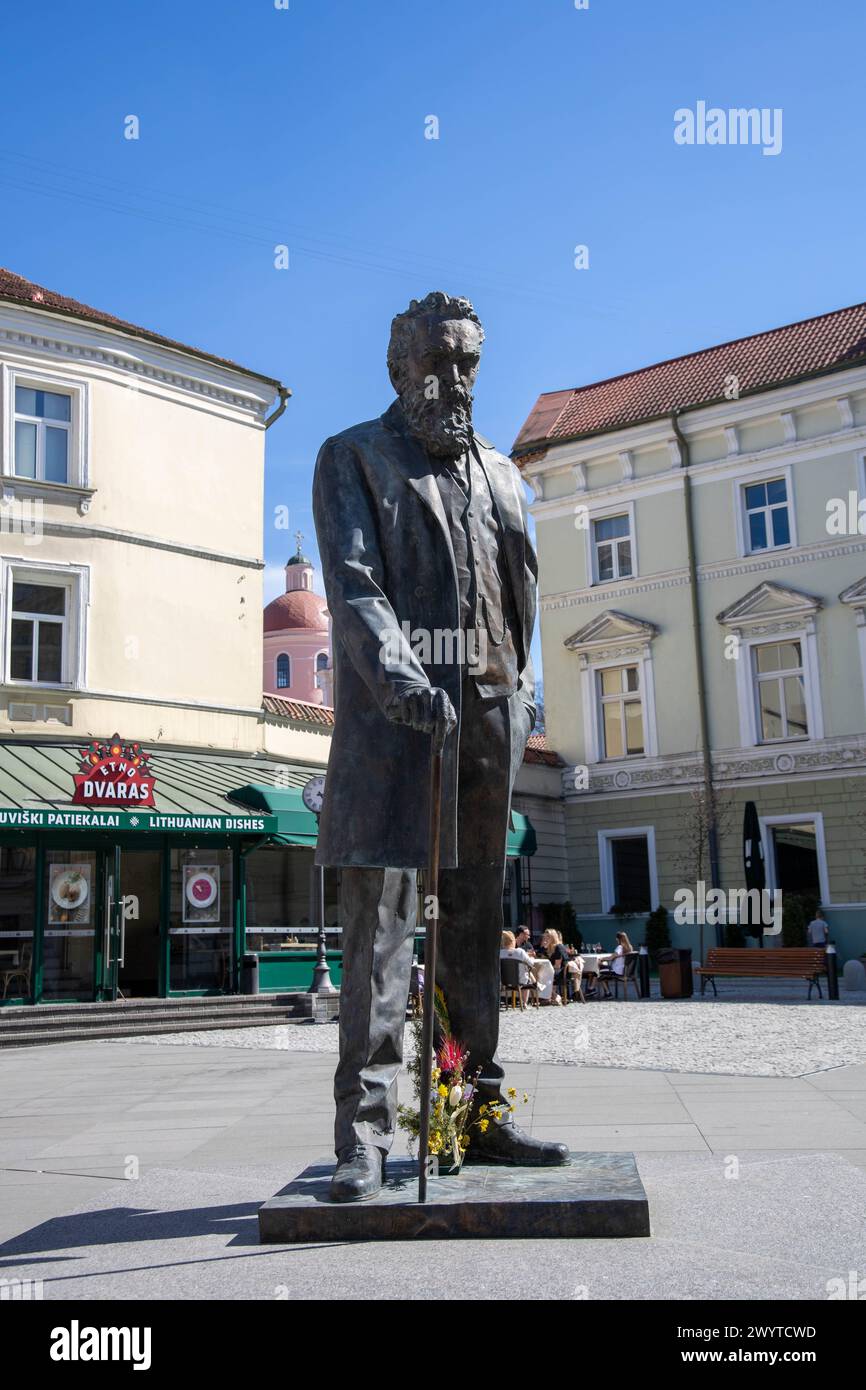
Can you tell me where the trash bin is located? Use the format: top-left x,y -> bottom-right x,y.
241,952 -> 260,995
657,947 -> 693,999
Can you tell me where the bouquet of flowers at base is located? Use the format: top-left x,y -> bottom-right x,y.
398,988 -> 529,1173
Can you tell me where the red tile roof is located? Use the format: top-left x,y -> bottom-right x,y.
263,695 -> 335,727
524,732 -> 563,767
0,266 -> 284,389
513,300 -> 866,458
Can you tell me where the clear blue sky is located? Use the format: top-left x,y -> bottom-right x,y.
2,0 -> 864,681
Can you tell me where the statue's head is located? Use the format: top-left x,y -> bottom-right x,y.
387,291 -> 484,459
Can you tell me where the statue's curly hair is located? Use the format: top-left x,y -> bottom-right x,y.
387,291 -> 484,389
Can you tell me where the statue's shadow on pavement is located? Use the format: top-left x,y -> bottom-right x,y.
0,1200 -> 269,1267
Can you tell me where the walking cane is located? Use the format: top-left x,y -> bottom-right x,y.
417,713 -> 448,1203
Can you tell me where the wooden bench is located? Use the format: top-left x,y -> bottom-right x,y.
696,947 -> 827,999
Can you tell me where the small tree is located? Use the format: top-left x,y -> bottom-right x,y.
645,905 -> 671,963
672,780 -> 736,963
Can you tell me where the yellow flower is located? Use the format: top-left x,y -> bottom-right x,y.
479,1119 -> 489,1133
438,1084 -> 448,1098
523,1094 -> 530,1104
478,1104 -> 488,1116
507,1087 -> 517,1099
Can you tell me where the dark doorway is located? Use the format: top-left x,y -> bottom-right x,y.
117,850 -> 161,996
771,822 -> 821,898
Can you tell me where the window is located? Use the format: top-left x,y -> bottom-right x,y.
743,477 -> 790,553
593,513 -> 633,582
245,846 -> 341,952
14,386 -> 72,484
315,651 -> 329,691
9,580 -> 66,684
276,653 -> 291,689
599,827 -> 658,913
598,664 -> 644,757
1,562 -> 87,690
753,640 -> 808,741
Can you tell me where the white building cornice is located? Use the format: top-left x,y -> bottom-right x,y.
560,733 -> 866,801
0,303 -> 279,424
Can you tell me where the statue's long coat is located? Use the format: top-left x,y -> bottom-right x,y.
312,400 -> 537,870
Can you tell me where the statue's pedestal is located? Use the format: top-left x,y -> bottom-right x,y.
258,1152 -> 650,1242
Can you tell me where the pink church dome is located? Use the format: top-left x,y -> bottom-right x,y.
263,589 -> 327,634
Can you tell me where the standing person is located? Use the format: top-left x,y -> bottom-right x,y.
313,291 -> 569,1203
807,907 -> 829,948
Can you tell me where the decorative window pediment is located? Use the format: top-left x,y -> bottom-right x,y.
716,581 -> 822,634
840,576 -> 866,614
564,610 -> 658,661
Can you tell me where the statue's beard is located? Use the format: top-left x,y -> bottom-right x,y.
399,383 -> 473,459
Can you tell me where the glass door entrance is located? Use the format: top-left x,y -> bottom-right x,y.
114,849 -> 161,997
41,845 -> 164,1001
42,848 -> 100,1000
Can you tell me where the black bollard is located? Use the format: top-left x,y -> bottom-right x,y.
638,945 -> 651,999
826,943 -> 839,1000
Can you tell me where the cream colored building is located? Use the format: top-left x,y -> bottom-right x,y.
513,301 -> 866,960
0,266 -> 283,752
0,268 -> 342,1005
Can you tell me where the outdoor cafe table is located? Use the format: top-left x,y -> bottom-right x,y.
578,953 -> 613,976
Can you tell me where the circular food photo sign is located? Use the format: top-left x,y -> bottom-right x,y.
185,870 -> 218,910
52,868 -> 89,912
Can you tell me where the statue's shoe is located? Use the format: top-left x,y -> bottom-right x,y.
467,1117 -> 570,1167
329,1143 -> 385,1203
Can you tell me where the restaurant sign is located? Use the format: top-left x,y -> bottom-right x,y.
72,735 -> 155,807
0,808 -> 275,834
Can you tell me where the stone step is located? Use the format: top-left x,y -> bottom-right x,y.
0,1010 -> 305,1048
0,988 -> 340,1045
0,993 -> 300,1023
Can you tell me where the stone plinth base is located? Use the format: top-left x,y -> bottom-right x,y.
258,1152 -> 650,1242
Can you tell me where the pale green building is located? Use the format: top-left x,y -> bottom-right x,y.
513,301 -> 866,962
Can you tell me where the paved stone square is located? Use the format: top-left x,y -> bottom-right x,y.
2,1016 -> 866,1299
109,980 -> 866,1077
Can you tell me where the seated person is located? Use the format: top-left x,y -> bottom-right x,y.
500,930 -> 536,1005
600,931 -> 634,995
513,925 -> 535,956
539,928 -> 581,1004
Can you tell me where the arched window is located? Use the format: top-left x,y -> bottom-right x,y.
315,651 -> 329,690
276,653 -> 291,690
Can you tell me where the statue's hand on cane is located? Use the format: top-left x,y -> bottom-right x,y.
388,685 -> 456,752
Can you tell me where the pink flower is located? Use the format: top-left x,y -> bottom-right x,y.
437,1038 -> 467,1073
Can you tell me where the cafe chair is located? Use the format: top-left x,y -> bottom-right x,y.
598,951 -> 639,1000
562,960 -> 586,1005
500,956 -> 535,1011
1,944 -> 32,999
408,964 -> 423,1016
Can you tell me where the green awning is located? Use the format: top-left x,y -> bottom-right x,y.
0,741 -> 535,855
0,742 -> 323,837
228,783 -> 318,845
507,810 -> 537,857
